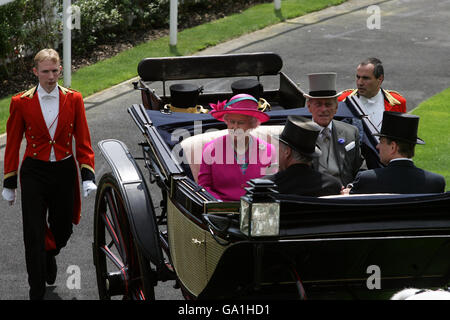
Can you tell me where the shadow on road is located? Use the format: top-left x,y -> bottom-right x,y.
45,286 -> 63,300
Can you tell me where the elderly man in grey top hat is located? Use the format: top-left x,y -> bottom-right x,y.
347,111 -> 446,194
264,116 -> 342,197
304,73 -> 365,186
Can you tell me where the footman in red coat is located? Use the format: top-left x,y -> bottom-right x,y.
2,49 -> 96,300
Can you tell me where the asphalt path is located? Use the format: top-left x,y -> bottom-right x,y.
1,0 -> 449,300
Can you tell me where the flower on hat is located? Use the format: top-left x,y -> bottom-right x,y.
209,100 -> 227,112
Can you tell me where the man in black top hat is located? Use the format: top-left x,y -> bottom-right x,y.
348,111 -> 446,194
264,115 -> 342,197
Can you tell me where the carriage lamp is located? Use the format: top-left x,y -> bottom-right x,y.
240,179 -> 280,237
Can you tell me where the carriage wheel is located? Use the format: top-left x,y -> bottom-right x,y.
93,173 -> 155,300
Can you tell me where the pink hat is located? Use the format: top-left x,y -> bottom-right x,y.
209,93 -> 270,123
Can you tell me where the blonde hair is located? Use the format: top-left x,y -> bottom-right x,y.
34,49 -> 60,69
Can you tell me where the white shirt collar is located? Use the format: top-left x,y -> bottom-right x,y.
390,158 -> 413,163
313,120 -> 333,133
37,84 -> 59,99
359,89 -> 383,104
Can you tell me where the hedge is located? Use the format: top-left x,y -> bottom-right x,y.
0,0 -> 271,80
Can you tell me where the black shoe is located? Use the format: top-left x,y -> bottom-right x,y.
46,253 -> 57,285
29,287 -> 45,300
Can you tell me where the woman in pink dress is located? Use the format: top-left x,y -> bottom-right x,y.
198,94 -> 276,201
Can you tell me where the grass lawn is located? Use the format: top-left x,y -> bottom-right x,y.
0,0 -> 346,133
411,88 -> 450,191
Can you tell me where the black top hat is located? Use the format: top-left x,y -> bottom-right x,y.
170,83 -> 202,108
275,116 -> 322,158
231,78 -> 263,99
374,111 -> 425,144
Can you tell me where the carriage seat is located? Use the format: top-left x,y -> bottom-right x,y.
180,125 -> 283,182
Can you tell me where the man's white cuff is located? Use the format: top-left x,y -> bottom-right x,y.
82,180 -> 97,198
2,188 -> 16,201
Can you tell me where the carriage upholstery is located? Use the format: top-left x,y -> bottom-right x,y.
180,125 -> 283,182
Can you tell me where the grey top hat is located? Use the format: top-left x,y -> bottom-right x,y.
303,72 -> 340,99
274,115 -> 322,158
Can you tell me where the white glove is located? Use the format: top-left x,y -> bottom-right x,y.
2,188 -> 16,206
82,180 -> 97,198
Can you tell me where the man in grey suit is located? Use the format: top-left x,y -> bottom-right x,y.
304,73 -> 365,186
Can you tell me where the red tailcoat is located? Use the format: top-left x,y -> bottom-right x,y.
338,88 -> 407,113
3,85 -> 95,249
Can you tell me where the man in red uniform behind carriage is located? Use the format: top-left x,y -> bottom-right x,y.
2,49 -> 96,300
338,57 -> 406,130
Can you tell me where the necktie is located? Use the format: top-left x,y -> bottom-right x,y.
319,127 -> 331,170
321,127 -> 331,143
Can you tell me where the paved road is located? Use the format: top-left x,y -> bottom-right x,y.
1,0 -> 449,300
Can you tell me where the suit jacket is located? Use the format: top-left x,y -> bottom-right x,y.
350,160 -> 446,194
312,119 -> 364,186
3,85 -> 95,225
338,88 -> 406,113
265,163 -> 342,197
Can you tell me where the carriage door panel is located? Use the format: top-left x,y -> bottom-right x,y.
167,199 -> 207,297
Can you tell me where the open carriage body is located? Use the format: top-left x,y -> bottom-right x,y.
93,53 -> 450,300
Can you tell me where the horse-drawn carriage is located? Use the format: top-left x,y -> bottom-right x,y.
92,52 -> 450,300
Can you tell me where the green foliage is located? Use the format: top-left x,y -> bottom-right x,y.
0,0 -> 23,72
0,0 -> 60,77
72,0 -> 125,54
0,0 -> 275,79
68,0 -> 275,54
131,0 -> 169,28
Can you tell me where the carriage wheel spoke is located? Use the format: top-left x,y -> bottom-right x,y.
101,210 -> 122,254
107,240 -> 115,250
101,245 -> 125,270
105,190 -> 128,262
